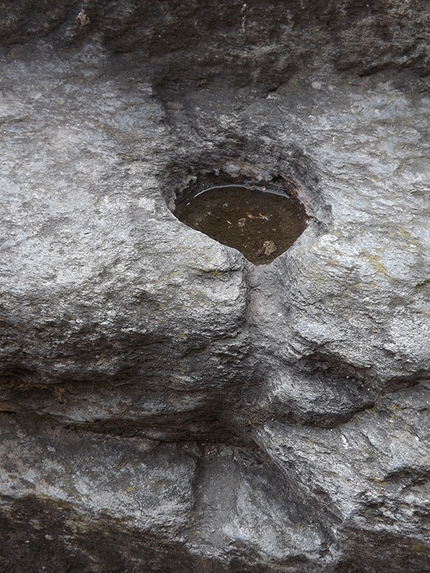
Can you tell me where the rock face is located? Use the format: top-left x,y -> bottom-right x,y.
0,2 -> 429,572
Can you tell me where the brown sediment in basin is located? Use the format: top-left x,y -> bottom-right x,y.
174,177 -> 309,264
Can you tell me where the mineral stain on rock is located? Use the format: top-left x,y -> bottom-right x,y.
174,179 -> 308,264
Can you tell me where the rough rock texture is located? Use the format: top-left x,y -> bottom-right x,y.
0,1 -> 429,572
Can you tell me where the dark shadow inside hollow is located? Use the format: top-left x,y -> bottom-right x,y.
173,174 -> 309,264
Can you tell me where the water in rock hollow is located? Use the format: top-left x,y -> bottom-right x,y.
175,181 -> 308,264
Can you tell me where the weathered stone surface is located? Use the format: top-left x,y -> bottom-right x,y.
0,1 -> 429,572
2,1 -> 430,84
256,384 -> 430,571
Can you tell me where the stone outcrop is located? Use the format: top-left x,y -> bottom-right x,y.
0,2 -> 429,571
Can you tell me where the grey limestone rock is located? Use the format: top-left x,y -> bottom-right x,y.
0,1 -> 429,572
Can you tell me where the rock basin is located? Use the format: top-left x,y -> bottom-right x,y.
174,176 -> 309,264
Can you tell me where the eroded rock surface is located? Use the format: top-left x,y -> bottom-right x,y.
0,1 -> 429,572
